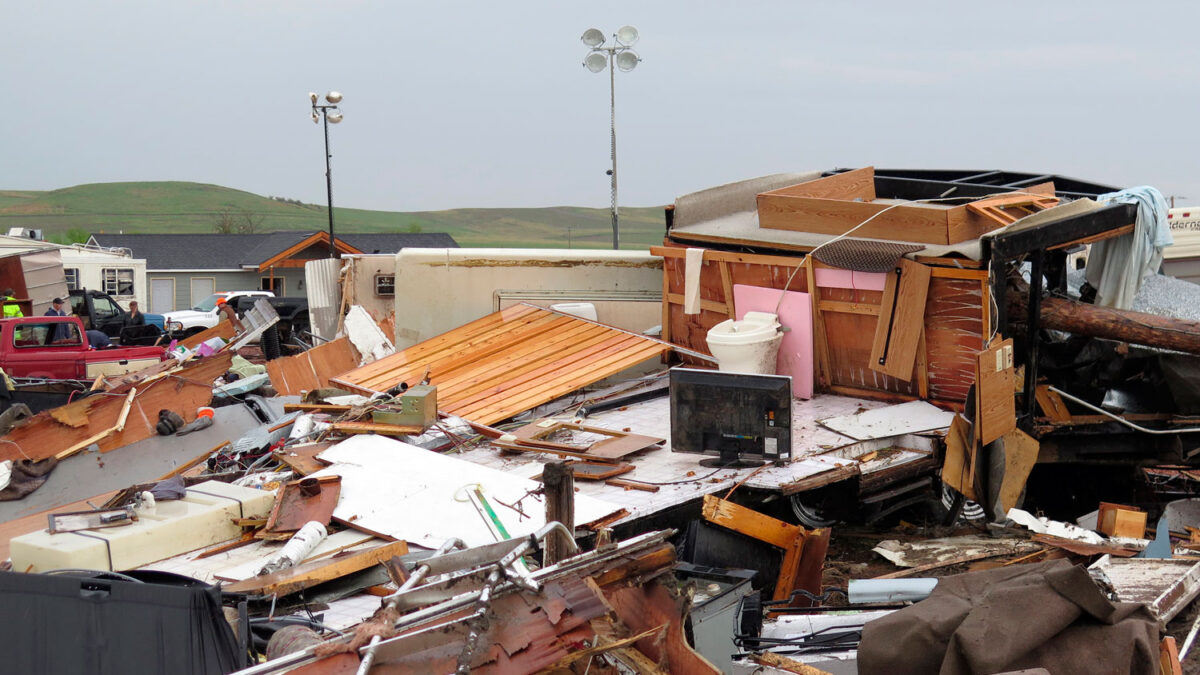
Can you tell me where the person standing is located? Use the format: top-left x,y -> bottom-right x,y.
1,289 -> 22,318
44,297 -> 70,341
127,300 -> 146,326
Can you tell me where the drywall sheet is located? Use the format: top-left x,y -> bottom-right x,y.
733,284 -> 813,399
813,269 -> 886,292
311,435 -> 623,548
818,400 -> 954,440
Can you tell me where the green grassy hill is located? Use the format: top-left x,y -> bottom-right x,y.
0,182 -> 668,249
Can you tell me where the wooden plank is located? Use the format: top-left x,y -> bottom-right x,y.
915,329 -> 929,400
751,652 -> 835,675
330,421 -> 425,436
765,167 -> 875,200
805,257 -> 832,390
996,427 -> 1039,514
976,338 -> 1016,445
941,414 -> 977,502
220,540 -> 408,596
274,442 -> 334,476
924,278 -> 985,403
605,478 -> 659,492
869,259 -> 932,381
718,261 -> 736,319
701,494 -> 798,550
266,337 -> 359,396
179,321 -> 237,351
929,266 -> 989,281
157,441 -> 229,480
1035,384 -> 1071,422
665,292 -> 731,315
817,300 -> 879,316
650,245 -> 807,270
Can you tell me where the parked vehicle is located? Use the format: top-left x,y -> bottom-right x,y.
164,291 -> 274,338
0,316 -> 166,380
231,294 -> 309,339
69,289 -> 166,346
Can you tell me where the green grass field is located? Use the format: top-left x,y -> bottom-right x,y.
0,182 -> 668,249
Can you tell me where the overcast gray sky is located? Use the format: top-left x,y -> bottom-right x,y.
6,2 -> 1200,212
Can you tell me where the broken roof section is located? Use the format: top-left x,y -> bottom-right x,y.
331,303 -> 673,425
667,166 -> 1122,258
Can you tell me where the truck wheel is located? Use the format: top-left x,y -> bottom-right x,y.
262,325 -> 282,361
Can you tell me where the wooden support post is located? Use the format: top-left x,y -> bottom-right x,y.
543,460 -> 575,566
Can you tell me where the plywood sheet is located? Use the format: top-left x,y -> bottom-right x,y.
869,259 -> 931,381
818,400 -> 954,440
310,435 -> 623,548
266,337 -> 359,396
940,414 -> 976,501
976,338 -> 1016,445
733,284 -> 813,399
330,304 -> 671,426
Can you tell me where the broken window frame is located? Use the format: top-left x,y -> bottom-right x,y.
101,267 -> 135,297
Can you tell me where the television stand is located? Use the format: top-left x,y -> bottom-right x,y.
700,447 -> 766,469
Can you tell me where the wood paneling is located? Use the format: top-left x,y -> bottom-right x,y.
330,304 -> 671,426
869,260 -> 931,381
924,278 -> 986,403
266,336 -> 359,396
976,338 -> 1016,445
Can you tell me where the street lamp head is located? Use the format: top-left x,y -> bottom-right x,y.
583,52 -> 608,73
581,28 -> 605,48
311,111 -> 320,124
615,50 -> 640,72
325,91 -> 343,104
309,92 -> 319,105
615,25 -> 639,47
327,111 -> 343,124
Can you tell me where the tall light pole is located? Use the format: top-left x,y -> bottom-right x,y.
310,91 -> 343,258
582,26 -> 641,250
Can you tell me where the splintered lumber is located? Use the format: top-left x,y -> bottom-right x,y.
3,363 -> 220,463
543,461 -> 575,567
1017,295 -> 1200,356
701,495 -> 827,605
179,321 -> 237,351
220,540 -> 408,597
330,421 -> 425,436
751,651 -> 835,675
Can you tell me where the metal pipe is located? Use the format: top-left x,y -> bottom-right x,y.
358,538 -> 465,675
1048,386 -> 1200,435
847,578 -> 937,604
323,111 -> 336,259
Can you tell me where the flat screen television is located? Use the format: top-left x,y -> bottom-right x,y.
669,367 -> 792,468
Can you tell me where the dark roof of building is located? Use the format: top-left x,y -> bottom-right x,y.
87,231 -> 459,270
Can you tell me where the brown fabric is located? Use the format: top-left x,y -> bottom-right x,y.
858,559 -> 1159,675
0,458 -> 57,501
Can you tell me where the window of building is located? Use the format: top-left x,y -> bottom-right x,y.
102,268 -> 134,296
375,274 -> 395,296
64,268 -> 80,291
260,277 -> 284,296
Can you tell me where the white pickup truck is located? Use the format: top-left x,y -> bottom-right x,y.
163,290 -> 274,337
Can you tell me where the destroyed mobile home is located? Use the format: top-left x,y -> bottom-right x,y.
5,167 -> 1200,673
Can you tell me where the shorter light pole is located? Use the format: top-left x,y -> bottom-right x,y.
581,26 -> 641,250
310,91 -> 343,258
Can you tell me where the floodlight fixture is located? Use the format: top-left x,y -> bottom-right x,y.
615,25 -> 639,47
579,27 -> 643,250
308,89 -> 345,258
584,52 -> 608,73
581,28 -> 605,48
615,50 -> 640,72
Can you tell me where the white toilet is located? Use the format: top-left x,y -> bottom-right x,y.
705,311 -> 784,375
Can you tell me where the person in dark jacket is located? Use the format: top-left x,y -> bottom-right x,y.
127,300 -> 146,326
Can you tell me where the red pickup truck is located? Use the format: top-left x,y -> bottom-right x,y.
0,316 -> 167,380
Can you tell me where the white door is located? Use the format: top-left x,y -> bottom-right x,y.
150,278 -> 174,313
190,277 -> 215,308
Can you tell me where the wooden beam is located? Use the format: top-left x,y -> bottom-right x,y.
220,541 -> 408,596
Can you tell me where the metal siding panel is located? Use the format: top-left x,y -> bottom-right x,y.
304,258 -> 341,341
